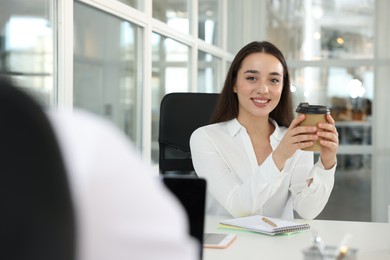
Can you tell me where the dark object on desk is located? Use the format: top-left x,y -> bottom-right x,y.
162,176 -> 206,260
0,77 -> 75,260
158,92 -> 218,175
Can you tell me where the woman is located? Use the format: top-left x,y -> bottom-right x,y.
190,41 -> 338,220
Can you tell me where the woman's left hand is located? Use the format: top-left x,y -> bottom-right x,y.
318,114 -> 339,169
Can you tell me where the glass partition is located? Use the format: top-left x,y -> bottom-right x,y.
151,33 -> 190,163
290,63 -> 374,221
153,0 -> 190,34
74,1 -> 143,148
226,0 -> 244,54
198,50 -> 222,92
291,66 -> 373,108
117,0 -> 140,9
198,0 -> 221,46
268,0 -> 375,60
0,0 -> 55,106
267,0 -> 377,222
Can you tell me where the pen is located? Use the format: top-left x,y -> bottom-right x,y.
262,217 -> 277,227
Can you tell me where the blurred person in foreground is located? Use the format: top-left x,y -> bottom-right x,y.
48,109 -> 198,260
0,76 -> 198,260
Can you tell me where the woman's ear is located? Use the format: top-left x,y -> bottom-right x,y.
233,85 -> 237,93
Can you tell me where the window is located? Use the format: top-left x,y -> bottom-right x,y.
117,0 -> 141,9
198,0 -> 222,46
0,0 -> 55,106
74,2 -> 143,148
268,0 -> 374,60
153,0 -> 190,34
151,33 -> 190,162
270,0 -> 376,221
198,50 -> 223,92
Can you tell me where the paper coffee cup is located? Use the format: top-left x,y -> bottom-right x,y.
296,102 -> 330,152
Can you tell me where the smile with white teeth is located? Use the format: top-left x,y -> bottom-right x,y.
252,99 -> 269,104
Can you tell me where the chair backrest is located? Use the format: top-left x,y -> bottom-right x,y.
158,92 -> 219,175
0,78 -> 75,260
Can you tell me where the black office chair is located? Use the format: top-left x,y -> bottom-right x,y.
0,77 -> 75,260
158,92 -> 219,175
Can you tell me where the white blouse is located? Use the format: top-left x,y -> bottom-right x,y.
190,118 -> 335,220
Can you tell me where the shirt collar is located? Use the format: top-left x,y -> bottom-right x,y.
225,118 -> 285,141
269,118 -> 285,142
226,118 -> 242,137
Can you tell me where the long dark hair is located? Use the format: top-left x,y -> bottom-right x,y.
211,41 -> 293,127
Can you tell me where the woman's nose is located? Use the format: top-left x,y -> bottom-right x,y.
256,82 -> 269,93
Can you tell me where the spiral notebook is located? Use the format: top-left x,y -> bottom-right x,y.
220,215 -> 310,236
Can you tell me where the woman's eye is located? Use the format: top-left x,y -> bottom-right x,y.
270,78 -> 280,84
246,76 -> 256,81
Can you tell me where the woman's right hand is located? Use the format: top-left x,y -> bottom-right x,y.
272,114 -> 318,170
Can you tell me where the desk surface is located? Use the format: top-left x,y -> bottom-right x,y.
204,215 -> 390,260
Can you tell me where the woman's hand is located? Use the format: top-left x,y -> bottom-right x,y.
273,114 -> 338,171
273,114 -> 318,170
317,114 -> 339,169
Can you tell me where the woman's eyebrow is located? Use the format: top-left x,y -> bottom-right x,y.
244,70 -> 282,77
270,72 -> 283,77
243,70 -> 259,74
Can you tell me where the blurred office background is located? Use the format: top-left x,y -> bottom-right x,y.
1,0 -> 389,222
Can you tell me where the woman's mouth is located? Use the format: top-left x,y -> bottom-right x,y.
252,98 -> 270,106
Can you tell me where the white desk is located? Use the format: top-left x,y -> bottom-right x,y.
204,215 -> 390,260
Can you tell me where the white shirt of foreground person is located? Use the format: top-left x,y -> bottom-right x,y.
48,109 -> 198,260
190,118 -> 335,220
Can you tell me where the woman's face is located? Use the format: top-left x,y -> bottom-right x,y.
234,52 -> 284,121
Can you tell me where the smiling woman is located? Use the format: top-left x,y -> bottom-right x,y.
233,52 -> 284,122
190,41 -> 339,220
